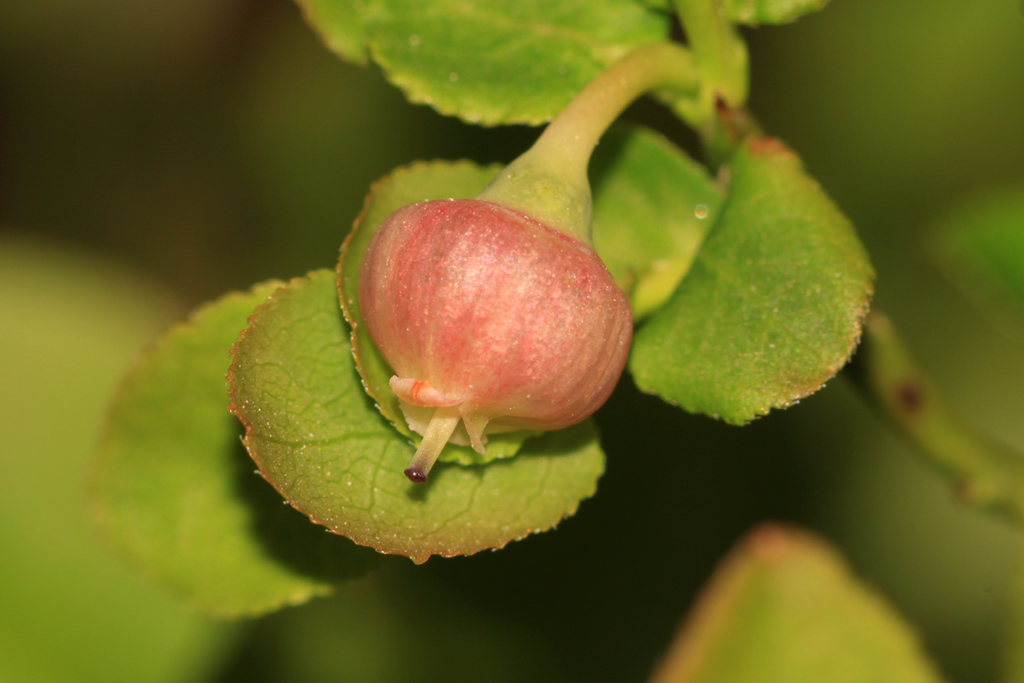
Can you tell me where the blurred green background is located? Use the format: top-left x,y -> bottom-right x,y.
2,0 -> 1023,681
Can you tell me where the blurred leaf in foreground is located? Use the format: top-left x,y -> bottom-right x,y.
0,235 -> 228,683
94,278 -> 380,618
649,524 -> 947,683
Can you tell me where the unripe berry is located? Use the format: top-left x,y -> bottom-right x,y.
352,44 -> 698,481
359,198 -> 632,482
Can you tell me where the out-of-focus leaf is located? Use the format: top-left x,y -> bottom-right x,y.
0,236 -> 228,683
339,159 -> 537,466
229,269 -> 605,564
591,125 -> 724,320
94,279 -> 380,618
932,185 -> 1024,330
296,0 -> 670,125
723,0 -> 830,25
648,524 -> 947,683
631,137 -> 874,424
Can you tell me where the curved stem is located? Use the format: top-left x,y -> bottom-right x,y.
530,42 -> 700,178
477,43 -> 699,243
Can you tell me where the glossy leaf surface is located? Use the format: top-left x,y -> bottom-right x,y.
296,0 -> 670,125
631,137 -> 874,424
229,269 -> 605,564
1,238 -> 227,681
95,280 -> 379,618
649,525 -> 946,683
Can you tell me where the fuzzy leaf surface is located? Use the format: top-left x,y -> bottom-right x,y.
339,160 -> 538,466
649,525 -> 946,683
94,281 -> 380,618
296,0 -> 670,125
631,137 -> 874,424
723,0 -> 830,25
932,185 -> 1024,328
592,125 -> 724,320
230,269 -> 605,564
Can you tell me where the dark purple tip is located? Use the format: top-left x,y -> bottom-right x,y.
404,467 -> 428,484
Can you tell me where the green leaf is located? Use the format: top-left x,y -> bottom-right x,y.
648,525 -> 947,683
340,159 -> 538,466
296,0 -> 671,125
1,237 -> 227,682
229,269 -> 605,564
297,0 -> 380,64
723,0 -> 830,25
591,125 -> 724,320
94,280 -> 380,618
631,137 -> 874,424
931,185 -> 1024,330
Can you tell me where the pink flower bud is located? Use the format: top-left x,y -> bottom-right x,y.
358,198 -> 632,482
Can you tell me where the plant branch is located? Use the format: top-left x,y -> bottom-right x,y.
672,0 -> 749,128
849,310 -> 1024,524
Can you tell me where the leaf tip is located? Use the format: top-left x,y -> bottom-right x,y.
745,135 -> 793,159
744,522 -> 810,562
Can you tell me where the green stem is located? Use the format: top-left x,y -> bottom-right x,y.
850,311 -> 1024,523
526,43 -> 699,177
700,100 -> 762,170
477,42 -> 699,244
672,0 -> 749,127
